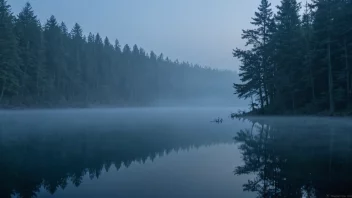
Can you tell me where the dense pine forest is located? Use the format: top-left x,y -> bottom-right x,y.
234,0 -> 352,115
0,1 -> 237,108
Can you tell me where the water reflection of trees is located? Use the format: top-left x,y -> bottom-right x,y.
0,126 -> 231,198
234,118 -> 352,197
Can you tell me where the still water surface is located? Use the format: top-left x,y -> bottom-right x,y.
1,108 -> 352,198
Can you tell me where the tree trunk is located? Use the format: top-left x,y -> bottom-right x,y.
291,91 -> 295,111
262,23 -> 269,107
345,39 -> 351,108
258,18 -> 269,108
308,50 -> 316,104
259,87 -> 264,111
270,84 -> 275,105
305,24 -> 316,104
328,37 -> 335,115
310,66 -> 316,103
261,57 -> 269,107
0,78 -> 6,104
35,68 -> 41,99
251,95 -> 255,111
326,2 -> 334,115
22,64 -> 28,97
264,83 -> 269,106
350,76 -> 352,107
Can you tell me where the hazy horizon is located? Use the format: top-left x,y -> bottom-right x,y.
9,0 -> 293,71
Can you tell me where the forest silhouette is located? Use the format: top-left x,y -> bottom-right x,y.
234,117 -> 352,197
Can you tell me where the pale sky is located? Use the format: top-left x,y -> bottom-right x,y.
10,0 -> 289,71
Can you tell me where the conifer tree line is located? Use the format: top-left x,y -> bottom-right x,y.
0,1 -> 236,108
234,0 -> 352,115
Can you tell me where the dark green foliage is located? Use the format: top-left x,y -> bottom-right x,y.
234,0 -> 275,112
14,2 -> 45,104
234,0 -> 352,114
0,0 -> 20,104
0,2 -> 238,108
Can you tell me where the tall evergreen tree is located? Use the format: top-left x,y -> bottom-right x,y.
43,16 -> 64,102
301,2 -> 316,105
311,0 -> 342,114
94,33 -> 104,95
249,0 -> 274,106
15,2 -> 45,103
333,0 -> 352,108
69,23 -> 84,101
273,0 -> 302,111
234,0 -> 275,110
0,0 -> 20,104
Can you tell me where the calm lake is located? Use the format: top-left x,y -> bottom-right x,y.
1,108 -> 352,198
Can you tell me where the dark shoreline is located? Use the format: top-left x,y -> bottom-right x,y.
0,102 -> 152,110
231,110 -> 352,118
0,104 -> 243,111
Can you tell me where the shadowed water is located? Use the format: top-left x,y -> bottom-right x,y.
0,108 -> 351,198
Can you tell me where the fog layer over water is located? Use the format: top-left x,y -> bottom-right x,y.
1,107 -> 252,198
0,108 -> 351,198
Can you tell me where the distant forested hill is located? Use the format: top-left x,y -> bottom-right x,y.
0,1 -> 239,108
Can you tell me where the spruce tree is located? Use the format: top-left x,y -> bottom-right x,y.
0,0 -> 20,104
69,23 -> 84,101
93,33 -> 104,102
233,0 -> 275,110
311,0 -> 341,114
301,2 -> 316,106
15,2 -> 44,103
273,0 -> 302,111
249,0 -> 275,106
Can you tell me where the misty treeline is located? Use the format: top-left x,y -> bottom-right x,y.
0,1 -> 236,108
234,0 -> 352,115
